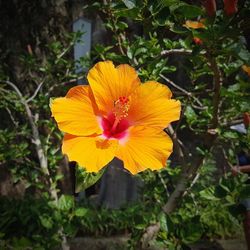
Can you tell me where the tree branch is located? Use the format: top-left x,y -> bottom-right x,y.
160,49 -> 192,56
163,154 -> 206,213
5,107 -> 19,127
166,124 -> 187,168
206,53 -> 223,128
141,50 -> 223,247
46,76 -> 85,96
140,223 -> 161,249
163,52 -> 223,213
160,74 -> 205,109
26,80 -> 45,103
3,80 -> 71,250
2,80 -> 58,201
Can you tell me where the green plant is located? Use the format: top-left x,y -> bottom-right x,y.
1,0 -> 250,249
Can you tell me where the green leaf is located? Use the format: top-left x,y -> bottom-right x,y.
49,97 -> 56,108
225,41 -> 250,64
185,105 -> 197,124
12,237 -> 32,249
39,215 -> 53,229
160,0 -> 179,7
122,0 -> 136,9
219,177 -> 235,193
173,3 -> 203,18
155,7 -> 170,26
75,167 -> 105,193
180,216 -> 203,244
115,7 -> 140,18
240,173 -> 249,183
223,131 -> 239,139
170,24 -> 188,34
159,212 -> 167,231
228,83 -> 241,92
200,187 -> 220,201
222,60 -> 243,76
165,214 -> 174,233
75,207 -> 88,217
134,47 -> 148,57
126,46 -> 133,59
134,224 -> 146,230
239,184 -> 250,199
116,21 -> 128,30
57,195 -> 74,211
149,0 -> 173,13
214,185 -> 228,198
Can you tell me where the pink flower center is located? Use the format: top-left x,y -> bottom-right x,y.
101,96 -> 130,139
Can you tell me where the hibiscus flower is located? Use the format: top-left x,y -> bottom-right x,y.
242,65 -> 250,77
50,61 -> 181,174
183,20 -> 206,29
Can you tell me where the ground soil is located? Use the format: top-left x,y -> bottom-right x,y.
69,236 -> 248,250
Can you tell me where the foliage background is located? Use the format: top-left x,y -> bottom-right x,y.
0,0 -> 250,249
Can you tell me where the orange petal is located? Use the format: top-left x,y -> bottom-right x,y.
128,81 -> 181,128
116,63 -> 141,92
184,20 -> 206,29
242,65 -> 250,77
116,126 -> 173,174
51,85 -> 102,136
62,134 -> 118,172
87,61 -> 140,113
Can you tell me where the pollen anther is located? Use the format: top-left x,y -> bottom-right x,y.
110,96 -> 130,132
113,96 -> 130,121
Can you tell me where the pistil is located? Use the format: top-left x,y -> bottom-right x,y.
111,118 -> 120,132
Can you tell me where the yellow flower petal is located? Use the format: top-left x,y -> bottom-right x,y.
184,20 -> 206,29
242,65 -> 250,77
87,61 -> 140,113
116,126 -> 173,174
51,85 -> 102,136
142,80 -> 172,98
62,134 -> 118,172
128,81 -> 181,128
116,63 -> 141,91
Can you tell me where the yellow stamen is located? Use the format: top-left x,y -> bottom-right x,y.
112,96 -> 130,131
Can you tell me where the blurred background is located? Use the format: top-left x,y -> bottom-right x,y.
0,0 -> 250,249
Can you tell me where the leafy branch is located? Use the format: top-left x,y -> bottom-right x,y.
1,79 -> 71,249
141,48 -> 224,247
1,80 -> 58,199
